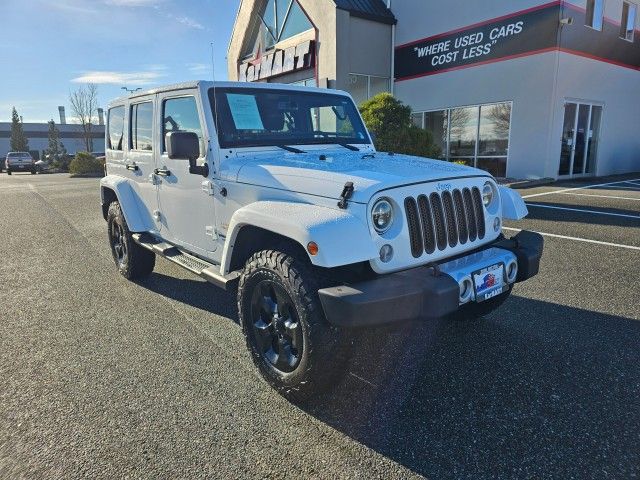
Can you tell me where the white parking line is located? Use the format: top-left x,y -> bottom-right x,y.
522,178 -> 640,199
525,203 -> 640,219
623,181 -> 640,186
503,227 -> 640,251
598,186 -> 640,191
560,192 -> 640,201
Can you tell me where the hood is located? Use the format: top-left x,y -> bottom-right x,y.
231,150 -> 490,203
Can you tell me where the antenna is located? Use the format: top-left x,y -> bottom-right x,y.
210,42 -> 223,175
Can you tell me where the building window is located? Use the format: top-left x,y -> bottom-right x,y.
347,74 -> 390,106
243,0 -> 313,58
107,106 -> 125,151
130,102 -> 153,151
415,102 -> 512,177
291,78 -> 316,87
621,2 -> 637,41
424,110 -> 448,159
585,0 -> 605,30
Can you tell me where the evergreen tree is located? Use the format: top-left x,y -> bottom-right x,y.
44,120 -> 67,168
359,93 -> 441,159
10,107 -> 29,152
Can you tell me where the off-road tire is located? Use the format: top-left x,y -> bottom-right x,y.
238,250 -> 348,403
107,201 -> 155,279
7,170 -> 11,175
448,287 -> 512,321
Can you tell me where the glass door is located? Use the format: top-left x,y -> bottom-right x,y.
558,102 -> 602,177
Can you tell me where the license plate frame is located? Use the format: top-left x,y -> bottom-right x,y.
472,263 -> 505,303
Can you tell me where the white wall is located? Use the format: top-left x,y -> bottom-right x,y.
552,52 -> 640,177
392,0 -> 546,45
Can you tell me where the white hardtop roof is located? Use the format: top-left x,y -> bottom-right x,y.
108,80 -> 351,107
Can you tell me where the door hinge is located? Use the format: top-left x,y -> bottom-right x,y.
202,180 -> 215,196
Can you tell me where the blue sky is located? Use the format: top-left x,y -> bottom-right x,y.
1,0 -> 239,122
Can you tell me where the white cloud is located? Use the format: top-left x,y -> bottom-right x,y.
103,0 -> 163,6
167,14 -> 204,30
186,63 -> 210,74
71,70 -> 165,86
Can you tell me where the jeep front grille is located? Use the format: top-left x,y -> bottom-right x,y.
405,187 -> 486,258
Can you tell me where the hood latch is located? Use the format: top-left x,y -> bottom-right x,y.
337,182 -> 354,210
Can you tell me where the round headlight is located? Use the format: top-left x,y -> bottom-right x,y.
372,198 -> 394,234
482,182 -> 495,207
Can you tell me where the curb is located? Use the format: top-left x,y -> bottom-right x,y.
503,177 -> 556,189
69,173 -> 104,178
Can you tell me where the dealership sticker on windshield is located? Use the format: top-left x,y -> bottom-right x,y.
473,263 -> 505,302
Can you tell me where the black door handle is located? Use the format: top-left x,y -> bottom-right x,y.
125,163 -> 139,171
154,168 -> 171,177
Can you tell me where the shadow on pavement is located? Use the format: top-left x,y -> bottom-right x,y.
134,272 -> 640,478
304,295 -> 640,479
137,272 -> 239,324
524,201 -> 640,228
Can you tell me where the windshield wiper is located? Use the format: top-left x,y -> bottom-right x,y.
276,145 -> 306,154
337,143 -> 360,152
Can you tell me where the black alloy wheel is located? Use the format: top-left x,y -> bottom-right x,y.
238,249 -> 350,402
250,280 -> 303,373
110,218 -> 128,268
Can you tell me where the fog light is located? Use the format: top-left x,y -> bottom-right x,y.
493,217 -> 501,232
379,244 -> 393,263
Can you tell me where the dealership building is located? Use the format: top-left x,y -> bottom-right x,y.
228,0 -> 640,179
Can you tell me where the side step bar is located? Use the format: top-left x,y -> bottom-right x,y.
132,233 -> 240,291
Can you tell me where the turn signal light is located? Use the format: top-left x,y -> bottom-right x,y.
307,242 -> 319,256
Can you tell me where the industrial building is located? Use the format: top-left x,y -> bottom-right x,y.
228,0 -> 640,179
0,107 -> 105,160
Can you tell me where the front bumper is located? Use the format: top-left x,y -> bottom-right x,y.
318,230 -> 543,327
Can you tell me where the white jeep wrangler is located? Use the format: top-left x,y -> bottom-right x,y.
101,81 -> 543,401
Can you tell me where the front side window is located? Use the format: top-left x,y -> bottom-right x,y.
162,96 -> 203,154
209,87 -> 369,149
586,0 -> 605,30
130,102 -> 153,151
107,106 -> 125,151
621,2 -> 637,41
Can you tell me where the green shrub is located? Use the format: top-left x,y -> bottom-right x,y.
69,152 -> 104,176
359,93 -> 442,159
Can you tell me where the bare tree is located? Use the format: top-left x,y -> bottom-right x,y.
69,84 -> 99,152
487,103 -> 511,139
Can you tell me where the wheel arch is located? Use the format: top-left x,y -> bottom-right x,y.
100,176 -> 153,232
220,201 -> 377,275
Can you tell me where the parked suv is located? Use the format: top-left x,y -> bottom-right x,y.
100,81 -> 543,401
5,152 -> 36,175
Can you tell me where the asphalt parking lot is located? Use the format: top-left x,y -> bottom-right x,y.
1,172 -> 639,479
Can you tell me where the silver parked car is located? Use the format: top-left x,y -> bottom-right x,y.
5,152 -> 36,175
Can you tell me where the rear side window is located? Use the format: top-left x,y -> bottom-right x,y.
108,106 -> 125,151
162,96 -> 203,154
130,102 -> 153,151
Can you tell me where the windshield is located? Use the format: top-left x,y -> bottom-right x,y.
209,87 -> 370,149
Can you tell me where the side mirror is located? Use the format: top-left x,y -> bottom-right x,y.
166,131 -> 208,177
